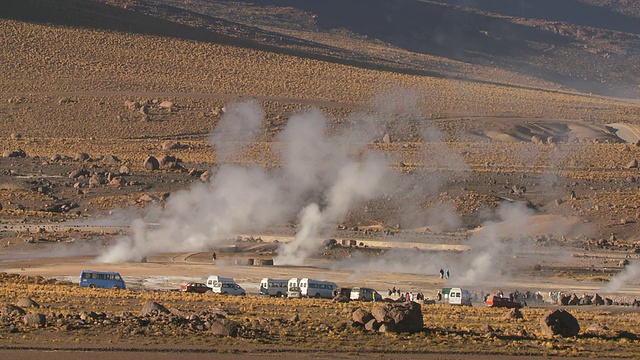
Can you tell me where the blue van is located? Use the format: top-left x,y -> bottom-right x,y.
79,270 -> 126,290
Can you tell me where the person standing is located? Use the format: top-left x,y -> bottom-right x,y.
439,269 -> 444,279
445,269 -> 450,279
212,252 -> 217,264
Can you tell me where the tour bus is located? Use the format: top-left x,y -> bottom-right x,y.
206,275 -> 235,289
299,278 -> 337,299
259,278 -> 289,297
449,287 -> 472,306
287,278 -> 301,298
79,270 -> 126,290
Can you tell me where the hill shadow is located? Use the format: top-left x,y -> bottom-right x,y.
262,0 -> 572,61
436,0 -> 640,35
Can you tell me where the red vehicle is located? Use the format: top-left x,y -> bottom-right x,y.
486,295 -> 523,308
180,282 -> 210,293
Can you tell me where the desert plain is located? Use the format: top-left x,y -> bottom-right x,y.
1,0 -> 640,358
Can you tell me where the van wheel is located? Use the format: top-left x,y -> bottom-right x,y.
315,293 -> 321,299
222,292 -> 228,295
276,291 -> 282,297
241,292 -> 246,296
89,284 -> 96,289
112,285 -> 120,290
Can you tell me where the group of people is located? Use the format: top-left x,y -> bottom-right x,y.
438,268 -> 450,279
388,287 -> 426,302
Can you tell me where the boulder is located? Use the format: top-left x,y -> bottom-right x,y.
159,154 -> 177,167
364,319 -> 380,331
593,293 -> 605,306
102,154 -> 120,164
1,304 -> 26,316
371,301 -> 423,333
159,101 -> 174,110
161,140 -> 180,150
3,149 -> 26,158
504,308 -> 523,320
568,293 -> 580,305
200,171 -> 211,182
143,156 -> 159,171
209,318 -> 239,337
16,297 -> 39,308
68,168 -> 89,179
74,152 -> 90,162
50,154 -> 62,162
23,313 -> 46,327
626,159 -> 638,169
540,309 -> 580,337
352,308 -> 373,325
108,177 -> 124,187
118,165 -> 131,175
141,301 -> 170,316
124,100 -> 139,110
382,133 -> 391,144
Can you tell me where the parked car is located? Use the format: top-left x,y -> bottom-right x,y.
180,282 -> 210,293
350,287 -> 382,301
287,286 -> 302,299
486,295 -> 523,308
212,282 -> 246,296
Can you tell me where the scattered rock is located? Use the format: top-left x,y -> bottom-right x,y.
102,154 -> 120,164
382,133 -> 391,144
16,297 -> 40,308
540,309 -> 580,337
161,140 -> 180,150
209,317 -> 239,337
118,165 -> 131,175
10,133 -> 22,140
1,304 -> 26,316
74,152 -> 90,162
626,159 -> 638,169
159,101 -> 174,110
141,301 -> 170,316
3,149 -> 26,158
504,308 -> 523,319
23,313 -> 46,327
124,100 -> 139,111
68,168 -> 89,179
143,156 -> 160,171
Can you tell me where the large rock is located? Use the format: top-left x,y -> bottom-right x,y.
593,293 -> 605,306
209,318 -> 239,336
143,156 -> 160,171
504,308 -> 523,320
23,313 -> 46,327
540,309 -> 580,337
3,149 -> 26,158
1,304 -> 25,316
161,140 -> 180,150
141,301 -> 170,316
16,297 -> 39,308
74,152 -> 90,162
371,301 -> 423,333
352,308 -> 373,325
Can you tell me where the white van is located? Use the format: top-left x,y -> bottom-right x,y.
350,287 -> 382,301
287,278 -> 301,298
449,287 -> 472,306
211,282 -> 246,296
299,278 -> 337,299
206,275 -> 235,288
259,278 -> 289,297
